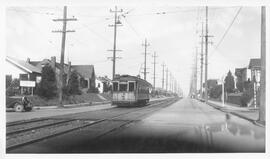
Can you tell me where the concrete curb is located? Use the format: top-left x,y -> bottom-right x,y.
33,97 -> 173,110
205,101 -> 265,127
34,101 -> 111,110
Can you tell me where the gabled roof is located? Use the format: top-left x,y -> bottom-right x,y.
248,58 -> 261,69
6,56 -> 42,74
71,65 -> 95,79
96,76 -> 112,82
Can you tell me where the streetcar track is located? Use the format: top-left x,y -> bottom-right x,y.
6,98 -> 178,151
7,119 -> 76,136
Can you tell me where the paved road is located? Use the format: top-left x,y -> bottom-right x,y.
8,98 -> 264,153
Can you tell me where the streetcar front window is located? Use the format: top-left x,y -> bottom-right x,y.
128,82 -> 135,92
119,83 -> 127,91
113,82 -> 118,91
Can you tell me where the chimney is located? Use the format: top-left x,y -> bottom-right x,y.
26,58 -> 30,63
51,56 -> 56,70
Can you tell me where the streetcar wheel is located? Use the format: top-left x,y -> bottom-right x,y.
14,103 -> 24,112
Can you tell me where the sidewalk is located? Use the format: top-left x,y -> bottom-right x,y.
34,101 -> 111,109
206,100 -> 262,126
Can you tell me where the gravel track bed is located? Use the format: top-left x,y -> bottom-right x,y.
6,120 -> 95,149
7,119 -> 69,135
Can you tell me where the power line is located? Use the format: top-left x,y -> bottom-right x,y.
122,17 -> 143,40
215,7 -> 242,49
78,22 -> 113,44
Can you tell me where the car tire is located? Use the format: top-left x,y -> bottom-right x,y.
14,103 -> 24,112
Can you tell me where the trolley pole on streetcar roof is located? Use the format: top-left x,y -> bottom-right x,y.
109,6 -> 123,80
52,6 -> 77,107
142,38 -> 150,81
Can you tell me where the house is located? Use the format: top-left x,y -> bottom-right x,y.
6,56 -> 96,95
203,79 -> 218,90
248,58 -> 261,83
235,67 -> 248,83
96,76 -> 112,93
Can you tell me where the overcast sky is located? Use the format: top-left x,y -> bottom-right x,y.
6,6 -> 261,95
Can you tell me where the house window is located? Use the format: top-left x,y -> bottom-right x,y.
98,83 -> 100,88
80,78 -> 88,88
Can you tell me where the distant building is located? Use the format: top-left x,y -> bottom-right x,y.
203,79 -> 218,90
248,58 -> 261,83
96,76 -> 112,93
6,56 -> 96,95
235,67 -> 248,82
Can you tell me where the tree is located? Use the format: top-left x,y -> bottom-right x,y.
66,71 -> 81,95
6,78 -> 20,96
6,75 -> 12,88
236,81 -> 244,92
224,70 -> 235,93
209,84 -> 222,99
37,64 -> 57,98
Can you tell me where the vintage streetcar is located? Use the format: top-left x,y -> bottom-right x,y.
112,75 -> 152,107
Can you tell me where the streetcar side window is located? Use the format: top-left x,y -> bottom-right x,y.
128,82 -> 135,92
113,82 -> 118,91
119,83 -> 127,91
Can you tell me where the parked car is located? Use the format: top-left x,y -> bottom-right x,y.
6,96 -> 33,112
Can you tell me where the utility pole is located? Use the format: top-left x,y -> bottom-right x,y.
53,6 -> 77,107
194,47 -> 198,98
142,38 -> 150,81
166,68 -> 169,92
259,6 -> 266,123
204,6 -> 209,102
161,62 -> 165,89
200,22 -> 204,99
152,52 -> 158,90
109,6 -> 123,79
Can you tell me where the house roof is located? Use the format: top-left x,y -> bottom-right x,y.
6,56 -> 95,79
248,58 -> 261,69
6,56 -> 42,74
96,76 -> 112,82
71,65 -> 95,79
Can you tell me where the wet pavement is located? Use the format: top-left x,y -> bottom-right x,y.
103,98 -> 264,152
7,98 -> 265,153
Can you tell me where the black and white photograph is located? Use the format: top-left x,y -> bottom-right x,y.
1,0 -> 269,158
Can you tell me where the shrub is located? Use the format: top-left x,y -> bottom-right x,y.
209,84 -> 222,99
87,87 -> 99,93
36,65 -> 57,99
225,70 -> 235,93
67,71 -> 81,95
240,82 -> 254,107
